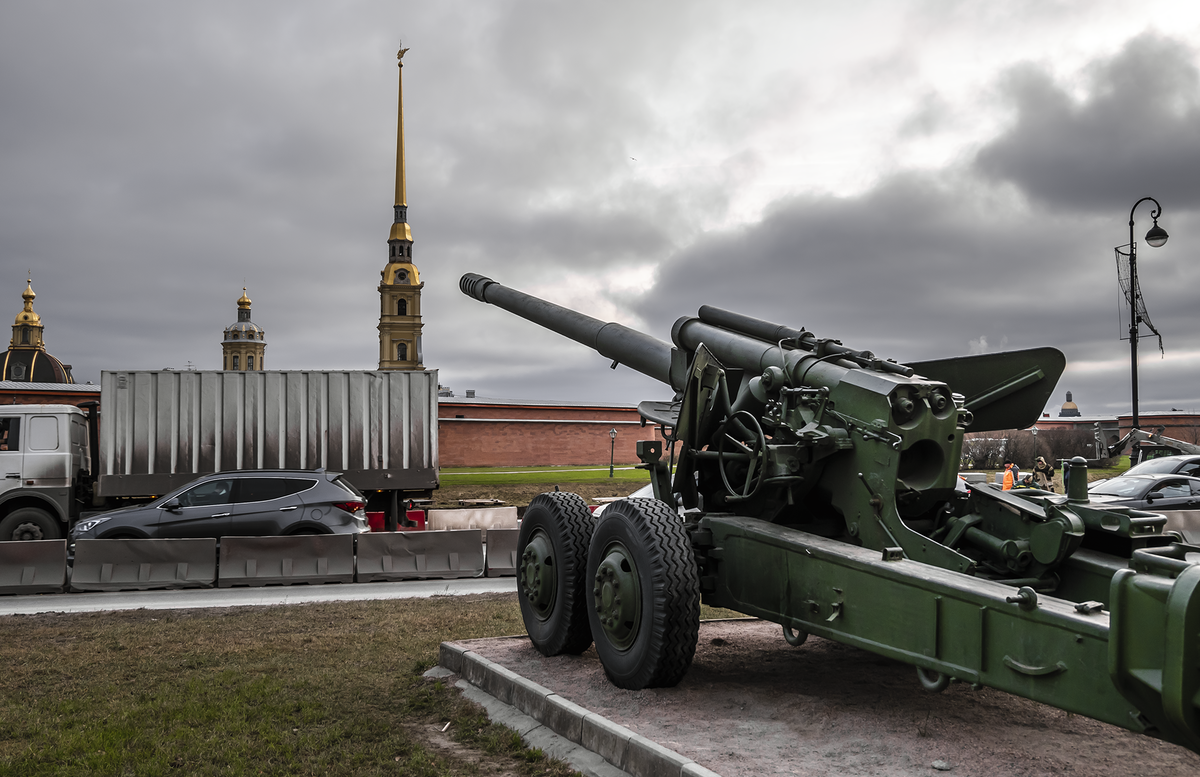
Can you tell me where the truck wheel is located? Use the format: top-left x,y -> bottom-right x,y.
0,508 -> 62,541
518,492 -> 595,656
587,498 -> 700,689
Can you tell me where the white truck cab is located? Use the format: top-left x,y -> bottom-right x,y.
0,404 -> 90,540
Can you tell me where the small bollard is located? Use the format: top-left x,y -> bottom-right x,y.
1067,456 -> 1089,504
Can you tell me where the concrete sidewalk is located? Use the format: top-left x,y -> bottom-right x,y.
0,577 -> 516,615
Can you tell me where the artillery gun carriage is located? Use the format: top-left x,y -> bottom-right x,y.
461,272 -> 1200,754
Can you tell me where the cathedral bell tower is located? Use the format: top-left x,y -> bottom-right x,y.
378,45 -> 424,370
222,288 -> 266,371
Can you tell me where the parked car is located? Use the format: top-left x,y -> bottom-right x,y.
1087,473 -> 1200,512
1117,454 -> 1200,479
70,469 -> 369,541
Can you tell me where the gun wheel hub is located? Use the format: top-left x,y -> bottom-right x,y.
520,530 -> 557,617
593,543 -> 642,649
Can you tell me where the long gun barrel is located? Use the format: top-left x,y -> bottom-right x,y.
460,273 -> 676,385
696,305 -> 915,377
461,273 -> 915,395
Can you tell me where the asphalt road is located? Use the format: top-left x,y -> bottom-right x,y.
0,577 -> 517,616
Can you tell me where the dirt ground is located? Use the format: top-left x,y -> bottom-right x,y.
431,482 -> 645,510
458,619 -> 1200,777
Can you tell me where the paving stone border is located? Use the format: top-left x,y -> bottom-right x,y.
440,638 -> 721,777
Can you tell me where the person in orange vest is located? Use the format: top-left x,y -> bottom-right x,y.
1002,460 -> 1015,490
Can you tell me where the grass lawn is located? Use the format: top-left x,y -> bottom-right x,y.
0,594 -> 741,776
0,594 -> 566,777
1088,455 -> 1131,480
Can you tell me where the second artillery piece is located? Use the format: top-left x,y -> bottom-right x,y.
460,272 -> 1200,755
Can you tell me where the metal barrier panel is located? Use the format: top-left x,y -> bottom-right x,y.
218,534 -> 355,587
426,507 -> 518,536
70,539 -> 216,592
485,528 -> 519,578
98,370 -> 439,497
357,530 -> 483,581
0,539 -> 67,595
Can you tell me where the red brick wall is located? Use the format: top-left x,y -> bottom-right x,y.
438,401 -> 666,467
0,389 -> 100,407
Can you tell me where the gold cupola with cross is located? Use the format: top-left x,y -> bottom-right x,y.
3,278 -> 74,383
221,288 -> 266,371
378,44 -> 425,370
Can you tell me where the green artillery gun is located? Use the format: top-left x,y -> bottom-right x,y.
460,272 -> 1200,754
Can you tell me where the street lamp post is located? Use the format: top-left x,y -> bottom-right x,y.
1125,197 -> 1170,432
608,428 -> 617,478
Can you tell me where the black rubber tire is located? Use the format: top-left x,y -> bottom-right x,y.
518,492 -> 595,656
0,507 -> 62,541
586,497 -> 700,689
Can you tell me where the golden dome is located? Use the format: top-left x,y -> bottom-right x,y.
385,263 -> 420,285
5,279 -> 72,382
1058,391 -> 1081,418
14,279 -> 40,326
237,288 -> 252,308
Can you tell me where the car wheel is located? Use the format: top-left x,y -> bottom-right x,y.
518,491 -> 595,656
587,497 -> 700,690
0,507 -> 61,541
290,528 -> 322,535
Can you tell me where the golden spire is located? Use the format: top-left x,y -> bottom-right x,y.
237,287 -> 251,309
388,44 -> 413,244
395,45 -> 408,209
15,278 -> 40,326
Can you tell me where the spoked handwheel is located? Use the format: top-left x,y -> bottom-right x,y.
587,498 -> 700,689
716,410 -> 768,502
517,491 -> 595,656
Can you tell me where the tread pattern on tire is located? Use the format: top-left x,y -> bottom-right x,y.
594,497 -> 700,688
521,491 -> 595,655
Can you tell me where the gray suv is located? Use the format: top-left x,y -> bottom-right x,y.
71,470 -> 369,540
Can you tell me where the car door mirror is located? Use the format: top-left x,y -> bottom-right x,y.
1146,492 -> 1161,503
161,499 -> 183,513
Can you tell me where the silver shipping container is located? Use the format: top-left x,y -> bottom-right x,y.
98,370 -> 438,497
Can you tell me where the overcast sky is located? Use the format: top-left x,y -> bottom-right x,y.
3,1 -> 1200,419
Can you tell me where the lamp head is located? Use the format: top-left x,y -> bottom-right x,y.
1145,221 -> 1169,248
609,428 -> 617,440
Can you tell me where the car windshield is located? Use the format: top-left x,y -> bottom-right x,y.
1089,478 -> 1149,498
1124,458 -> 1186,476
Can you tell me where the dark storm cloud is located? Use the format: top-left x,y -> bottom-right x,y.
636,33 -> 1200,417
3,1 -> 1200,419
639,172 -> 1089,361
0,2 -> 400,380
975,33 -> 1200,211
0,0 -> 727,397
